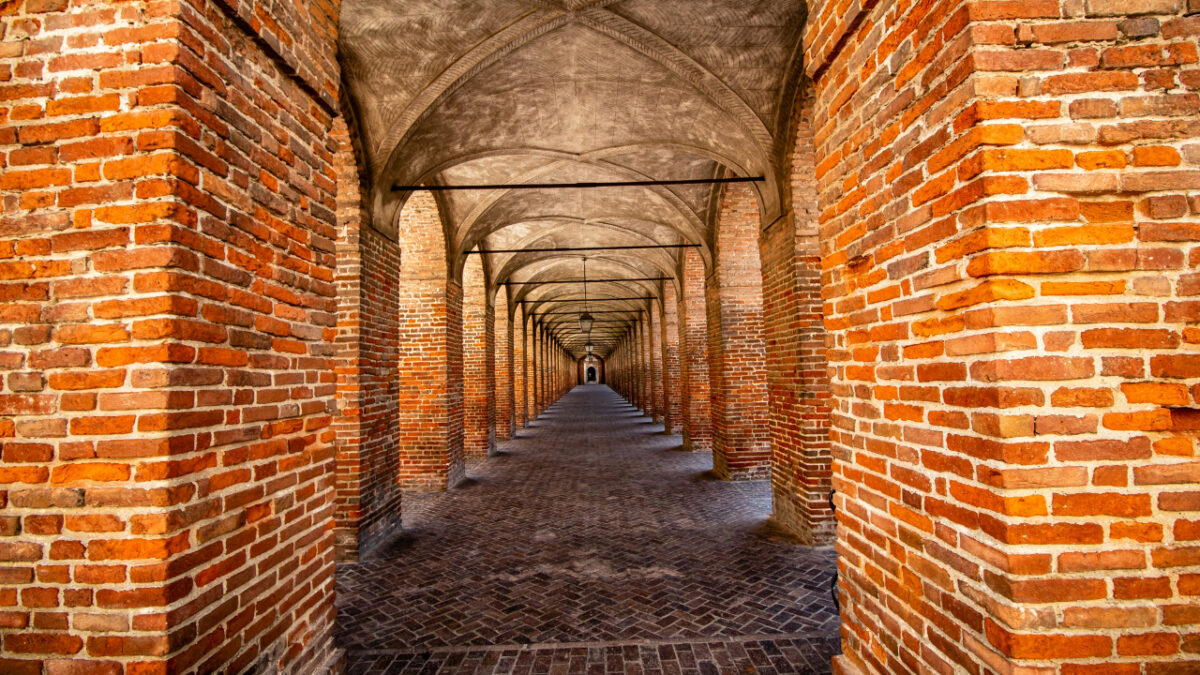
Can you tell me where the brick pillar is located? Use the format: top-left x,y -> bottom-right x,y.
648,301 -> 663,423
638,319 -> 648,413
662,284 -> 682,434
518,304 -> 528,428
333,118 -> 402,562
535,322 -> 544,416
396,192 -> 464,491
705,183 -> 769,480
0,0 -> 345,671
614,341 -> 622,393
760,91 -> 834,545
484,291 -> 497,452
529,320 -> 538,418
531,317 -> 538,418
806,1 -> 1200,673
499,296 -> 514,439
678,248 -> 712,451
542,321 -> 547,408
633,321 -> 644,411
462,255 -> 489,458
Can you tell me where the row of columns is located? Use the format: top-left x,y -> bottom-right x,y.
610,249 -> 713,454
346,182 -> 833,563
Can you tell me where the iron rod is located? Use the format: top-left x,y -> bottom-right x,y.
534,310 -> 640,315
529,296 -> 652,303
465,244 -> 699,255
504,277 -> 667,286
394,176 -> 763,192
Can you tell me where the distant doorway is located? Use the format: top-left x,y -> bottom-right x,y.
587,367 -> 597,382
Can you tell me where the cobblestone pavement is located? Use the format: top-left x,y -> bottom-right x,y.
337,385 -> 840,674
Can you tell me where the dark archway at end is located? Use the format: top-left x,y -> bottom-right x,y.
577,356 -> 606,385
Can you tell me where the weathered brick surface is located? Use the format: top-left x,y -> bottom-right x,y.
513,300 -> 527,429
208,0 -> 339,109
706,184 -> 770,481
0,0 -> 343,671
762,91 -> 834,546
649,301 -> 664,424
677,248 -> 712,452
496,293 -> 512,441
535,319 -> 545,418
333,117 -> 401,563
808,0 -> 1200,672
462,254 -> 493,458
396,192 -> 464,490
661,285 -> 682,434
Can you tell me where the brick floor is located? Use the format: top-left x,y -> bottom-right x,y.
337,385 -> 840,674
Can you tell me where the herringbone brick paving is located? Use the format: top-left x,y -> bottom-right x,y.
337,385 -> 839,674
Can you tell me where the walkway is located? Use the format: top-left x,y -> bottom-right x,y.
336,385 -> 840,674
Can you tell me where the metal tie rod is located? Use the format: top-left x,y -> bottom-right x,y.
465,244 -> 699,255
504,277 -> 668,286
394,176 -> 764,192
529,297 -> 652,303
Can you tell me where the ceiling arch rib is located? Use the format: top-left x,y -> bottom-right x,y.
358,1 -> 635,178
374,20 -> 767,211
488,224 -> 684,287
452,159 -> 709,247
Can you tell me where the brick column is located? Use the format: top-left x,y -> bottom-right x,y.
638,314 -> 648,410
662,284 -> 682,434
396,192 -> 465,491
760,91 -> 834,545
517,304 -> 528,428
530,320 -> 539,417
462,255 -> 489,458
806,1 -> 1200,673
678,248 -> 711,451
539,324 -> 547,412
499,296 -> 514,439
706,184 -> 770,481
648,301 -> 663,423
333,118 -> 402,562
0,0 -> 344,671
634,321 -> 645,411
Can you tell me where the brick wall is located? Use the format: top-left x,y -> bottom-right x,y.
706,184 -> 770,480
208,0 -> 339,109
531,321 -> 541,416
332,117 -> 401,562
638,319 -> 648,413
661,287 -> 682,434
678,248 -> 712,452
462,253 -> 490,458
497,292 -> 512,441
514,300 -> 526,429
0,0 -> 344,670
762,90 -> 835,546
649,301 -> 664,423
806,0 -> 1200,672
396,192 -> 464,490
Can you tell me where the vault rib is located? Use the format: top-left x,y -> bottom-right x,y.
575,9 -> 774,156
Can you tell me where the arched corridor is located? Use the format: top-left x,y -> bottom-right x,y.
1,0 -> 1196,673
337,385 -> 838,673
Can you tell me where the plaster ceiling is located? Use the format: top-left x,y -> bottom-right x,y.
339,0 -> 807,358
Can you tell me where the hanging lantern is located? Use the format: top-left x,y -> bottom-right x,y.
579,256 -> 593,333
586,342 -> 594,354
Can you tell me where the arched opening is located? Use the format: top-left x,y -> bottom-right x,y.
587,366 -> 596,382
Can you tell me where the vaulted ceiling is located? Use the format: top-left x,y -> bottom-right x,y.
338,0 -> 808,358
